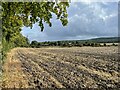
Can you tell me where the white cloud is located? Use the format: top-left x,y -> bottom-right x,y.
22,2 -> 118,42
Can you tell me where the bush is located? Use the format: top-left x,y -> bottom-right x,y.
91,43 -> 95,47
112,43 -> 115,46
104,43 -> 106,46
95,43 -> 101,47
79,44 -> 83,47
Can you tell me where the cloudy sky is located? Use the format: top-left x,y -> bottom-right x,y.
21,2 -> 118,42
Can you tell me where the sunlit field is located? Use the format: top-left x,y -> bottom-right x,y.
2,46 -> 119,89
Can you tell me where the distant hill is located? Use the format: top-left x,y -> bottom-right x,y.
54,37 -> 120,43
86,37 -> 120,43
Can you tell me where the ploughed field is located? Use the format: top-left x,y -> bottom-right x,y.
2,47 -> 120,89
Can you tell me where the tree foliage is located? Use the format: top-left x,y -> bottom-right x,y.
1,1 -> 69,58
2,2 -> 69,42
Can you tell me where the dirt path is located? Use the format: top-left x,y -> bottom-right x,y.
2,48 -> 29,88
2,47 -> 120,89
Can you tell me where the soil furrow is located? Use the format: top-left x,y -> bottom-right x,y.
17,49 -> 119,88
17,50 -> 65,88
2,47 -> 119,89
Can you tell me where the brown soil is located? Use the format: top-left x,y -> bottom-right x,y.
2,47 -> 120,89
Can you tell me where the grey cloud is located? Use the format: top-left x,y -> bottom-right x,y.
21,2 -> 118,42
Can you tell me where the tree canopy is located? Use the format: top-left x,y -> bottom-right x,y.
2,2 -> 69,41
1,1 -> 69,58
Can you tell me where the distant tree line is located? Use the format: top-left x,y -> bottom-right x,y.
30,40 -> 118,48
